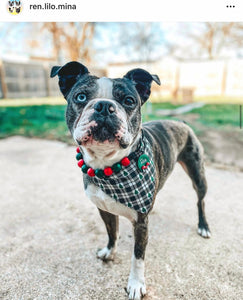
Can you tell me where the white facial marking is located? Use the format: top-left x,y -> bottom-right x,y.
127,254 -> 146,300
96,77 -> 113,99
82,141 -> 132,169
85,184 -> 137,222
73,106 -> 98,143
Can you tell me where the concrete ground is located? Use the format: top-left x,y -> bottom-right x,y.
0,136 -> 242,300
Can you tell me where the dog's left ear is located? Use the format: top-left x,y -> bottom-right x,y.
124,68 -> 161,105
50,61 -> 89,99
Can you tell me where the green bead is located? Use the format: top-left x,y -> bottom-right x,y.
134,190 -> 139,195
119,183 -> 124,188
76,152 -> 82,160
127,202 -> 132,208
139,174 -> 143,179
142,207 -> 147,213
123,171 -> 128,176
151,176 -> 154,182
95,169 -> 104,179
112,162 -> 122,173
113,194 -> 118,200
148,193 -> 152,198
81,164 -> 89,173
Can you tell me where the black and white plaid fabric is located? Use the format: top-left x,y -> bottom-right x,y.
90,135 -> 156,214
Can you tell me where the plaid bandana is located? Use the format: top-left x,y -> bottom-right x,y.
90,134 -> 156,214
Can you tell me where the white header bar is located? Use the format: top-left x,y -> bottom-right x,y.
0,0 -> 242,22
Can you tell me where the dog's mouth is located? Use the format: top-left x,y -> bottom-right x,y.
73,108 -> 132,149
77,127 -> 125,145
90,117 -> 120,142
75,120 -> 129,149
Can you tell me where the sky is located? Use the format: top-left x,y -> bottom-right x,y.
0,22 -> 242,66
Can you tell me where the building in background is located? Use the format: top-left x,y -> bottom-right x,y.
1,55 -> 243,101
0,55 -> 105,99
107,57 -> 243,102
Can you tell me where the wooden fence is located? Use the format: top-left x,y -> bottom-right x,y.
107,58 -> 243,98
0,61 -> 106,99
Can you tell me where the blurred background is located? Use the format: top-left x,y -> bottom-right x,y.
0,22 -> 243,169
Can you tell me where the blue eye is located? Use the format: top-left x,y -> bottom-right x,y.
124,96 -> 135,106
76,93 -> 87,103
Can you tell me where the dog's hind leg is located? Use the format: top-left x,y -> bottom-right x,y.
97,208 -> 119,261
178,131 -> 211,238
126,213 -> 148,300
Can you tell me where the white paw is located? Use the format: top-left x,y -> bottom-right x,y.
198,227 -> 211,238
97,246 -> 115,261
127,279 -> 146,300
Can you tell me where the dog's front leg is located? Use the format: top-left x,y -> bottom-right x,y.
97,208 -> 119,261
127,213 -> 148,300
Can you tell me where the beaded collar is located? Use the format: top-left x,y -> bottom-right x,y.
75,133 -> 156,214
75,135 -> 150,178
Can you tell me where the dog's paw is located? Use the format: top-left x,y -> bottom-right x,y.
97,246 -> 115,261
198,227 -> 211,238
126,279 -> 146,300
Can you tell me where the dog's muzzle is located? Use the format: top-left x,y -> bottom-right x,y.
89,100 -> 121,143
74,98 -> 130,146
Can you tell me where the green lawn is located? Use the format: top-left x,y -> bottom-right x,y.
143,103 -> 241,128
0,103 -> 241,143
0,105 -> 72,143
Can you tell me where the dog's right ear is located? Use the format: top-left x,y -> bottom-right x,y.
50,61 -> 89,99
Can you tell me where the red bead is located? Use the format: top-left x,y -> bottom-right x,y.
77,159 -> 84,168
104,167 -> 113,176
146,162 -> 150,166
76,147 -> 80,153
87,168 -> 95,177
121,157 -> 130,167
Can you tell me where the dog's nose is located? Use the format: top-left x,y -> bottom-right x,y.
94,101 -> 116,116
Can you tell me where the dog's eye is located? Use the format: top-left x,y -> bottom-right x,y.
75,93 -> 87,103
124,96 -> 135,106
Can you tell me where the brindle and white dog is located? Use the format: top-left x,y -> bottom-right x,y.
8,1 -> 15,13
51,61 -> 211,300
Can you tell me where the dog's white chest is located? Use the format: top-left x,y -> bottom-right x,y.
85,184 -> 137,222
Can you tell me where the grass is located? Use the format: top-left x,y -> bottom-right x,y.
0,105 -> 72,143
143,103 -> 241,128
0,102 -> 241,143
188,104 -> 240,127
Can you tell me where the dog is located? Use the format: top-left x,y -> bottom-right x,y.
8,1 -> 14,13
51,61 -> 211,300
15,0 -> 21,13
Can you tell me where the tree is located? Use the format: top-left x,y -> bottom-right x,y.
118,23 -> 166,62
166,22 -> 243,60
42,22 -> 96,64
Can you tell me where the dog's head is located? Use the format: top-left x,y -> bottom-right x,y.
15,0 -> 21,8
51,61 -> 160,152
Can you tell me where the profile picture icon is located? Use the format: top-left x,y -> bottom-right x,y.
8,0 -> 22,15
